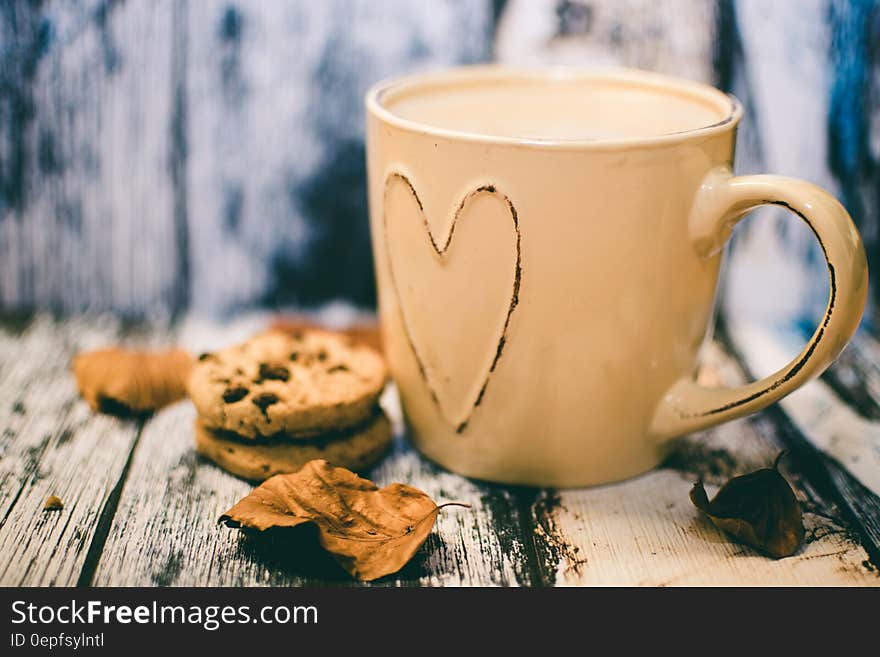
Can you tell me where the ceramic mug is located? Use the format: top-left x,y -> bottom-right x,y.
365,66 -> 868,487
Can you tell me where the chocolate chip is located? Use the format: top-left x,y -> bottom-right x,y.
327,364 -> 349,374
222,385 -> 249,403
252,393 -> 279,420
317,350 -> 328,362
197,352 -> 214,362
257,363 -> 290,382
289,352 -> 299,362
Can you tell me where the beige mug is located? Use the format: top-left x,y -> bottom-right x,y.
365,66 -> 868,487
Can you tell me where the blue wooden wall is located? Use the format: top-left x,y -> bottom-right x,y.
0,0 -> 877,331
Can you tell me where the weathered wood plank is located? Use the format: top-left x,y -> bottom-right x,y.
0,315 -> 142,586
91,400 -> 269,587
93,314 -> 536,586
821,332 -> 880,420
721,0 -> 879,330
7,314 -> 877,586
0,1 -> 183,315
184,0 -> 495,312
539,344 -> 878,586
728,325 -> 880,496
495,0 -> 717,83
0,1 -> 494,316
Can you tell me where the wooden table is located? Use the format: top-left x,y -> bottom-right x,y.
1,312 -> 878,586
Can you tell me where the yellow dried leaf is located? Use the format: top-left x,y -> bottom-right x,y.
44,495 -> 63,511
72,347 -> 193,416
220,460 -> 466,581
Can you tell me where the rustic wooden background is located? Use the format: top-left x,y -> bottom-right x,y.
1,0 -> 877,332
1,313 -> 878,586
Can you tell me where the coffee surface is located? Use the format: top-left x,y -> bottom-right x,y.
384,76 -> 730,141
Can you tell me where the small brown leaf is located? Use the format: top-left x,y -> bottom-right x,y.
220,460 -> 466,581
690,453 -> 804,558
72,348 -> 193,416
44,495 -> 63,511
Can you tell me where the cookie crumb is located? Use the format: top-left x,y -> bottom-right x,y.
72,348 -> 193,415
44,495 -> 64,511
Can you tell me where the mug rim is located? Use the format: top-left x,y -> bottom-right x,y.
365,65 -> 743,150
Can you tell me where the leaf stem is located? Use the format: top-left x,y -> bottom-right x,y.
436,501 -> 472,511
773,450 -> 789,470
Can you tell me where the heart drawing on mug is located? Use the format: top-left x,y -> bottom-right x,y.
383,172 -> 522,433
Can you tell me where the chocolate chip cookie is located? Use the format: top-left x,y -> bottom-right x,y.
187,330 -> 387,439
195,411 -> 392,481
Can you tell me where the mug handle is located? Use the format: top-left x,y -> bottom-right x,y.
650,167 -> 868,441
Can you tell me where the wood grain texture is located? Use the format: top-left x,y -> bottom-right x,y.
541,343 -> 878,586
90,400 -> 268,587
717,0 -> 878,331
496,0 -> 717,83
0,1 -> 183,316
822,333 -> 880,420
2,315 -> 878,586
2,1 -> 877,320
0,0 -> 493,315
0,315 -> 141,585
729,325 -> 880,496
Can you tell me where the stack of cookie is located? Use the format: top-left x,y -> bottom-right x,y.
188,329 -> 391,481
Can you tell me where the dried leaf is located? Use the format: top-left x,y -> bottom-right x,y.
270,316 -> 383,354
690,453 -> 804,558
44,495 -> 63,511
220,460 -> 465,581
72,348 -> 193,416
